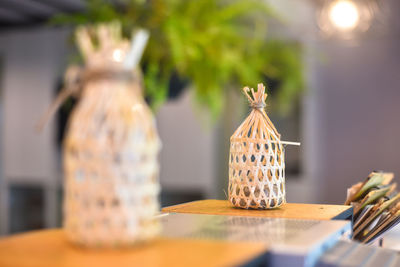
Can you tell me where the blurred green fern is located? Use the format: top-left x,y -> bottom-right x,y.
51,0 -> 304,117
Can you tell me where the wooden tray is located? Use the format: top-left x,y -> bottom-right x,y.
162,199 -> 353,221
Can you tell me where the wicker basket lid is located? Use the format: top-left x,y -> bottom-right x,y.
231,83 -> 281,144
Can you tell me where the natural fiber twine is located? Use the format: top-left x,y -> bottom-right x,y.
228,84 -> 285,209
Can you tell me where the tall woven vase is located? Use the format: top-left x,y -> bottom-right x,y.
63,25 -> 161,246
229,84 -> 285,209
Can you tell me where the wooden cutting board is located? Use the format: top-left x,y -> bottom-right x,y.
162,199 -> 352,221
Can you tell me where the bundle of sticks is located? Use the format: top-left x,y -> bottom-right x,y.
345,171 -> 400,243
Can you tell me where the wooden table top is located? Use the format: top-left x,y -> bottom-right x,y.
0,200 -> 352,266
162,199 -> 353,221
0,229 -> 267,267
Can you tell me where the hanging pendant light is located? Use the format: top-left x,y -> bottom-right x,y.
317,0 -> 379,39
329,1 -> 360,30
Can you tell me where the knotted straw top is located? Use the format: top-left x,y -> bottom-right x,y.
242,83 -> 280,139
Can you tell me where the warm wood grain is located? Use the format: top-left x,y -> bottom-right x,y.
0,229 -> 267,267
162,200 -> 352,221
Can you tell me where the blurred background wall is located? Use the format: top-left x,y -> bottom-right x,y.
0,28 -> 68,234
0,0 -> 399,235
314,34 -> 400,203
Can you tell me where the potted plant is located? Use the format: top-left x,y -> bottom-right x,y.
52,0 -> 304,117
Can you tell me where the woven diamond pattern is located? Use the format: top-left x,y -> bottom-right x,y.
63,25 -> 161,247
228,84 -> 285,209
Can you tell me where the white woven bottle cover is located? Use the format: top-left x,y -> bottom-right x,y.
228,83 -> 285,209
63,24 -> 161,247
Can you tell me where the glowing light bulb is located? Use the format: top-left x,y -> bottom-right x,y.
329,0 -> 360,30
112,49 -> 123,62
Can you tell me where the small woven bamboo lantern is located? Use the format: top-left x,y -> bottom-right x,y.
62,24 -> 161,246
229,83 -> 286,209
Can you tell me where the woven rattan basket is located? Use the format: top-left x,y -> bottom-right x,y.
63,24 -> 161,246
229,84 -> 286,209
